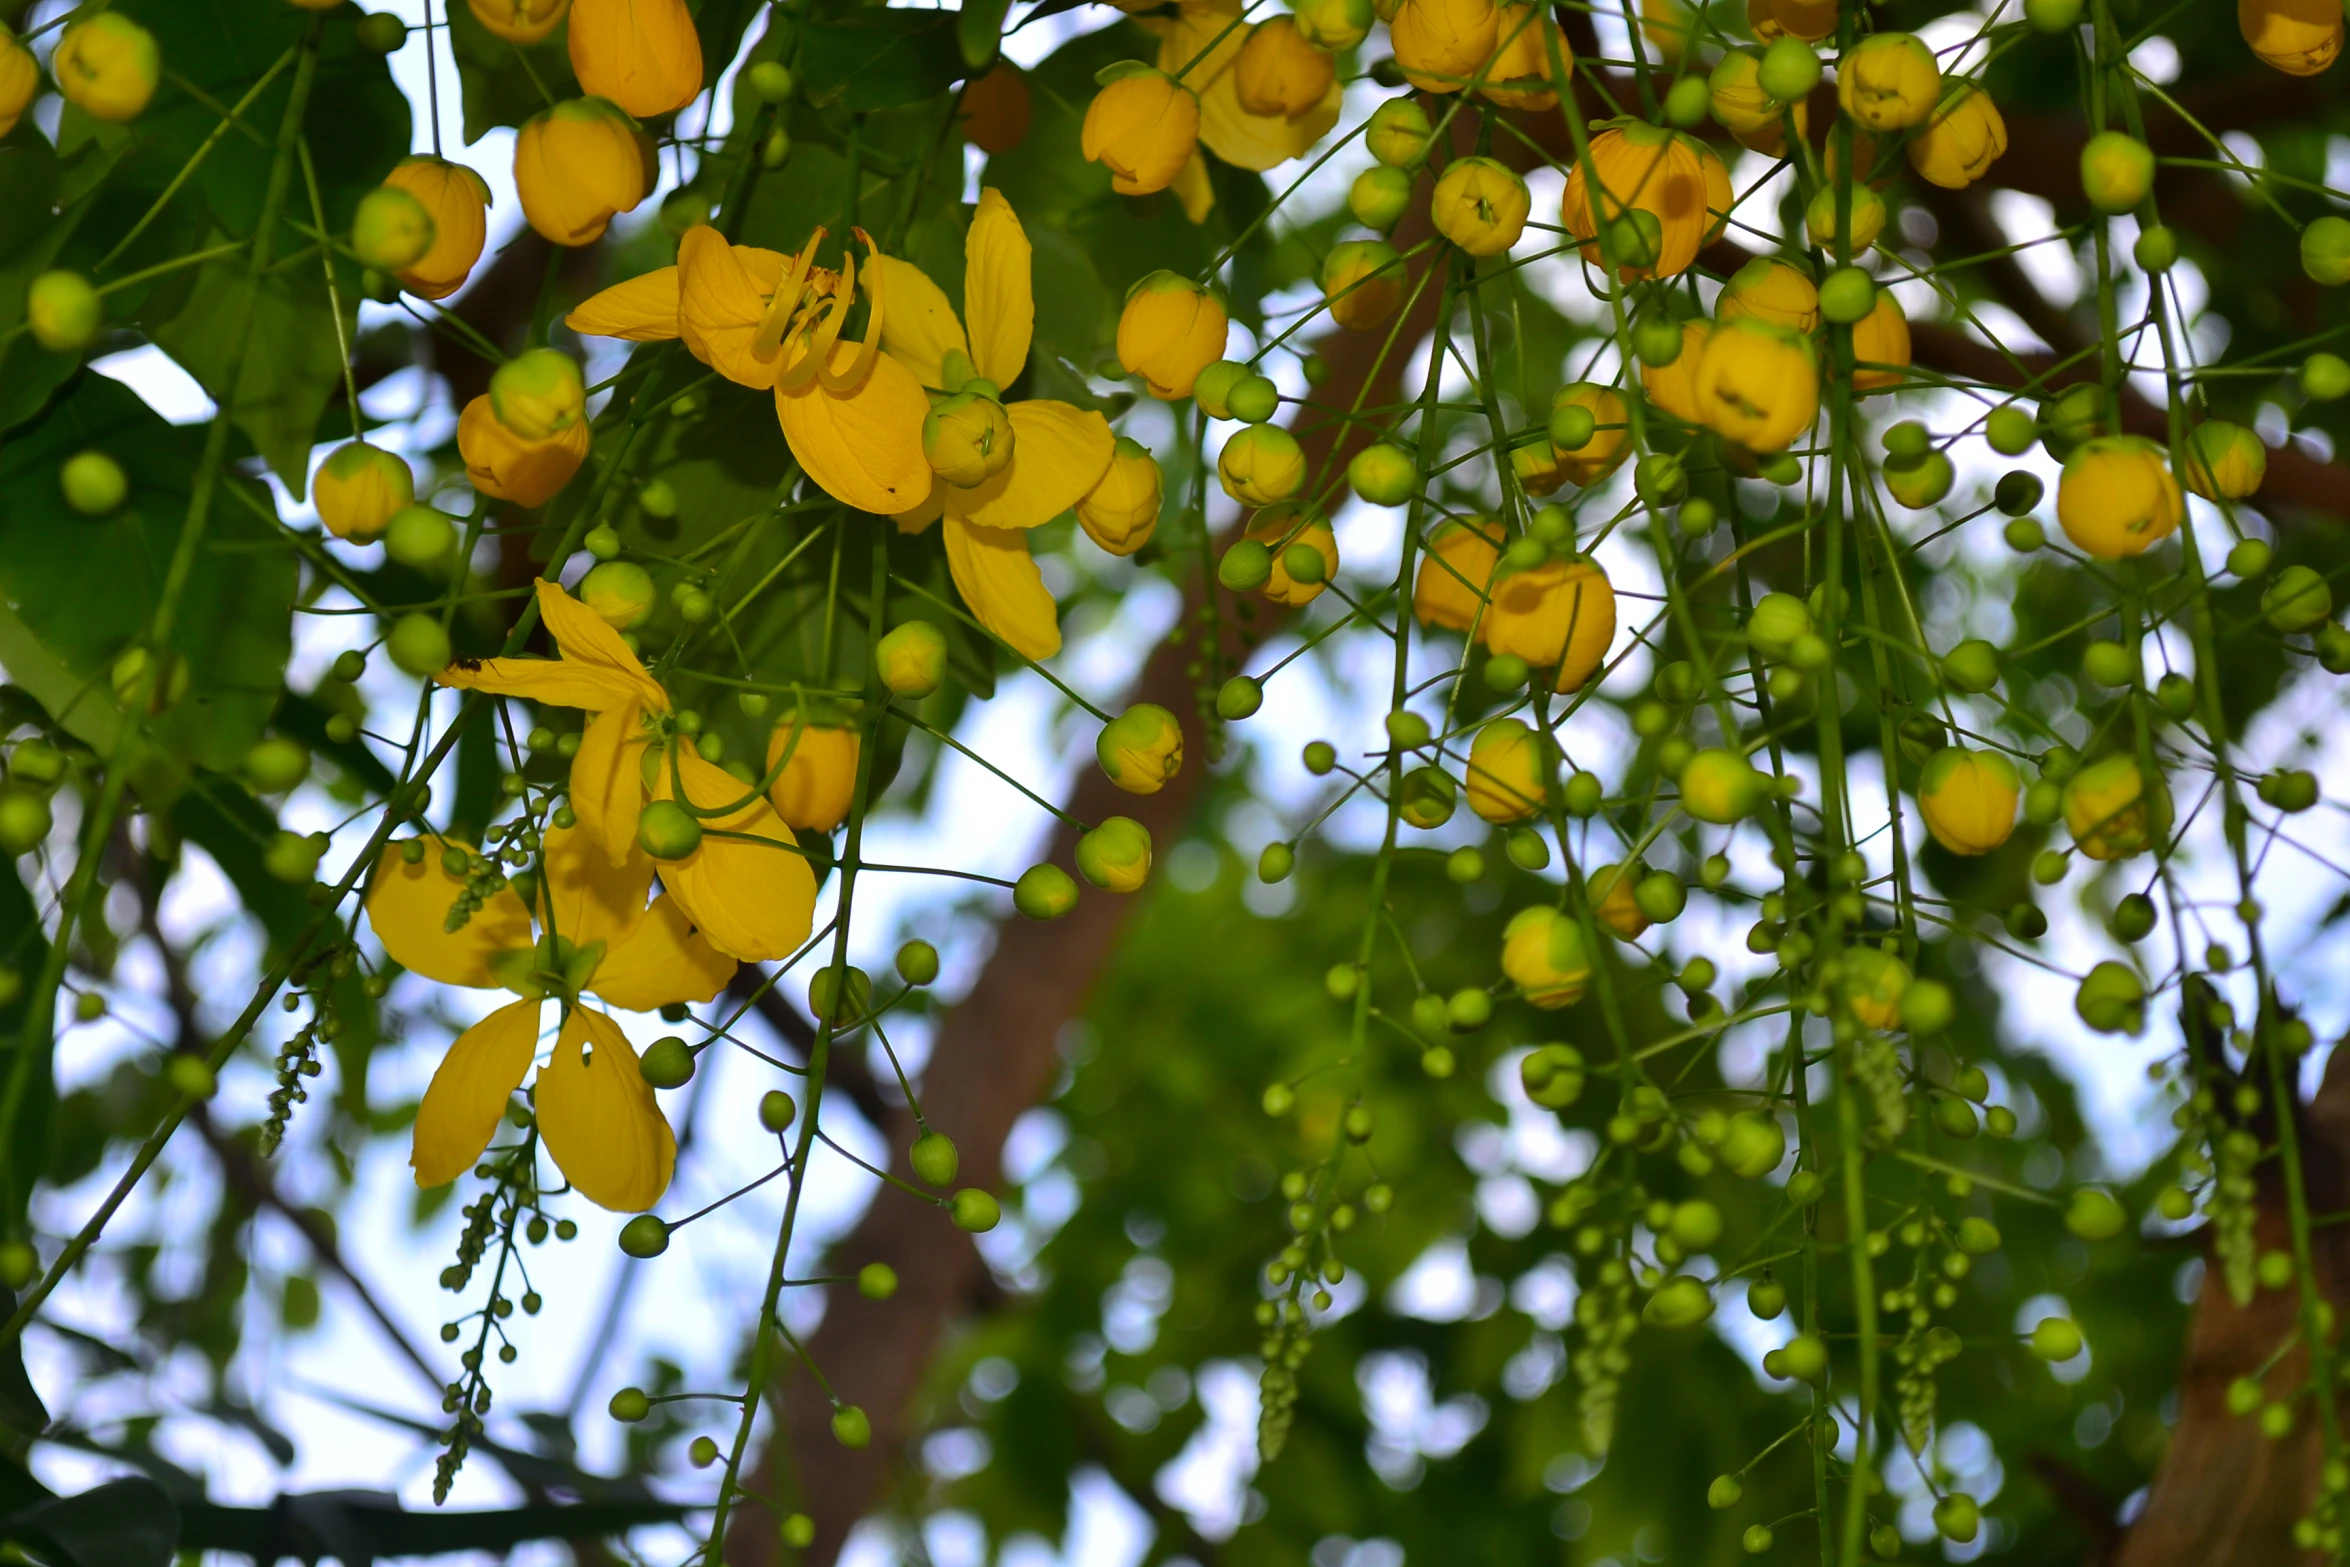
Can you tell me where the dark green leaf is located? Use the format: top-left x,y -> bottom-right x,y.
1,1477 -> 178,1567
149,255 -> 353,499
446,1 -> 579,143
799,10 -> 966,113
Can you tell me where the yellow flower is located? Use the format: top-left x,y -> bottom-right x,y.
1850,290 -> 1911,393
1321,241 -> 1406,330
1551,383 -> 1632,483
439,581 -> 819,961
1077,438 -> 1164,556
1694,318 -> 1818,453
1836,33 -> 1940,133
1244,503 -> 1338,605
1747,0 -> 1836,41
1414,516 -> 1502,632
1390,0 -> 1499,92
515,97 -> 653,247
1479,3 -> 1572,110
1082,67 -> 1201,196
1719,257 -> 1819,332
1146,1 -> 1340,170
566,223 -> 936,517
1234,17 -> 1335,119
1561,122 -> 1730,281
877,191 -> 1115,660
2180,420 -> 2266,501
569,0 -> 703,119
922,391 -> 1016,488
2064,755 -> 2169,861
2057,436 -> 2182,559
767,717 -> 860,832
1706,49 -> 1807,158
1218,425 -> 1306,506
468,0 -> 570,43
0,33 -> 39,139
2242,0 -> 2343,74
960,63 -> 1033,155
55,14 -> 158,123
1917,748 -> 2018,856
380,158 -> 493,301
1117,271 -> 1229,399
1642,319 -> 1713,423
1431,156 -> 1531,257
1907,84 -> 2007,190
314,441 -> 415,542
1483,559 -> 1616,692
1502,905 -> 1591,1008
459,394 -> 590,507
1467,717 -> 1548,823
368,822 -> 734,1211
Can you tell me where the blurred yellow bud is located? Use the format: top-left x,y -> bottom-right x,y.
2241,0 -> 2343,74
2057,436 -> 2182,559
1719,258 -> 1816,331
1294,0 -> 1376,49
459,394 -> 590,507
468,0 -> 571,44
1390,0 -> 1499,93
1850,291 -> 1912,393
1076,816 -> 1154,893
490,348 -> 587,440
1835,32 -> 1940,132
569,0 -> 704,119
1561,123 -> 1730,281
1414,517 -> 1501,632
314,441 -> 415,542
1906,84 -> 2008,190
579,560 -> 658,629
1431,156 -> 1530,257
1747,0 -> 1836,41
1320,240 -> 1407,330
1918,748 -> 2020,856
1479,3 -> 1571,110
514,96 -> 654,247
1082,67 -> 1200,196
1693,318 -> 1819,454
1217,424 -> 1306,506
352,187 -> 437,272
877,621 -> 950,698
1483,559 -> 1616,692
2180,420 -> 2267,501
1467,718 -> 1549,823
1244,503 -> 1337,605
1805,181 -> 1886,252
1234,17 -> 1335,119
1117,271 -> 1229,399
1641,320 -> 1712,424
2079,131 -> 2154,213
2065,755 -> 2170,861
1097,704 -> 1184,796
1551,383 -> 1631,484
0,33 -> 39,139
1076,438 -> 1163,556
1502,905 -> 1591,1008
55,14 -> 159,123
768,721 -> 861,832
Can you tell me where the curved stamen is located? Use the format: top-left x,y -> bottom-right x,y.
817,229 -> 888,395
751,227 -> 827,364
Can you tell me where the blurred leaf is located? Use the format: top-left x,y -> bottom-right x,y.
150,256 -> 351,499
0,1477 -> 178,1567
800,10 -> 966,112
176,1493 -> 684,1558
446,1 -> 579,143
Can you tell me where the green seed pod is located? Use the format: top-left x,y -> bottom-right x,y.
1446,988 -> 1491,1031
1506,827 -> 1552,869
2065,1186 -> 2127,1241
61,450 -> 129,516
639,1036 -> 695,1089
912,1131 -> 960,1186
1994,469 -> 2045,516
2029,1317 -> 2083,1361
1216,675 -> 1264,720
2081,639 -> 2135,687
618,1215 -> 670,1258
831,1406 -> 871,1449
747,60 -> 795,103
876,620 -> 950,698
1642,1275 -> 1714,1328
950,1189 -> 1001,1232
1634,870 -> 1686,924
637,799 -> 704,861
2074,961 -> 2146,1035
382,612 -> 451,678
896,939 -> 941,986
28,271 -> 103,353
608,1386 -> 652,1422
1013,863 -> 1079,919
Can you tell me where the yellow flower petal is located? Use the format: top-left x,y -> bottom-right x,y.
893,487 -> 947,535
565,265 -> 682,340
534,579 -> 671,710
1159,8 -> 1341,171
572,702 -> 652,869
590,893 -> 735,1011
539,819 -> 652,955
368,838 -> 533,989
964,188 -> 1034,389
650,745 -> 818,962
774,343 -> 936,516
412,998 -> 542,1188
945,516 -> 1061,660
946,400 -> 1114,530
677,225 -> 788,389
874,255 -> 969,392
535,1006 -> 675,1212
1172,149 -> 1216,224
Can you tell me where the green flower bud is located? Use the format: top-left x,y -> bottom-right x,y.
489,347 -> 586,440
1349,441 -> 1419,505
1075,815 -> 1153,892
1349,165 -> 1413,232
1985,404 -> 2036,455
28,271 -> 103,354
831,1405 -> 871,1448
912,1131 -> 960,1186
580,560 -> 658,630
950,1188 -> 1002,1232
244,736 -> 310,793
2134,224 -> 2178,273
877,620 -> 950,698
637,799 -> 704,860
2263,564 -> 2333,632
858,1263 -> 897,1300
1097,703 -> 1184,794
1227,373 -> 1280,424
2029,1317 -> 2083,1361
352,186 -> 437,271
2074,961 -> 2145,1035
608,1386 -> 652,1421
1192,360 -> 1248,420
2064,1186 -> 2127,1241
384,505 -> 459,569
2305,352 -> 2350,401
2080,131 -> 2154,213
1758,36 -> 1820,101
1933,1494 -> 1980,1545
618,1214 -> 670,1258
807,964 -> 873,1025
1818,265 -> 1875,324
1218,538 -> 1274,592
1365,97 -> 1433,167
1013,863 -> 1079,919
61,450 -> 129,516
639,1036 -> 695,1089
1642,1275 -> 1714,1328
897,939 -> 941,986
759,1090 -> 797,1132
1216,675 -> 1264,720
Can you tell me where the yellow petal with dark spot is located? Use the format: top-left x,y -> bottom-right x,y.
774,344 -> 936,516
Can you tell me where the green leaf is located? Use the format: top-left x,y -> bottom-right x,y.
446,1 -> 579,143
0,1287 -> 48,1439
0,376 -> 297,779
799,10 -> 967,112
959,0 -> 1013,70
149,255 -> 353,499
0,137 -> 120,435
1,1477 -> 178,1567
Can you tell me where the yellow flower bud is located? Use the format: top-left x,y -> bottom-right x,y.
1483,559 -> 1616,692
1706,49 -> 1805,158
1479,3 -> 1572,110
1218,424 -> 1306,506
1076,816 -> 1154,893
1835,32 -> 1940,132
468,0 -> 571,44
514,97 -> 653,247
1840,947 -> 1910,1031
1390,0 -> 1499,93
1590,862 -> 1648,940
1365,98 -> 1434,167
579,560 -> 657,629
313,441 -> 415,542
1467,718 -> 1549,823
1917,747 -> 2019,856
2079,131 -> 2154,214
490,348 -> 587,441
1234,18 -> 1335,119
1077,437 -> 1163,556
1906,84 -> 2008,190
2241,0 -> 2343,74
380,157 -> 493,301
1321,240 -> 1406,330
1693,317 -> 1819,454
1850,290 -> 1912,393
2057,436 -> 2182,559
1805,181 -> 1886,253
959,63 -> 1033,155
768,720 -> 861,832
352,187 -> 437,272
1295,0 -> 1376,50
922,391 -> 1016,487
1719,257 -> 1819,332
1097,703 -> 1184,796
1747,0 -> 1836,41
1431,156 -> 1531,257
1117,271 -> 1229,399
569,0 -> 703,119
2064,754 -> 2170,861
0,33 -> 38,140
877,621 -> 949,698
2180,420 -> 2267,501
1244,503 -> 1338,605
1642,319 -> 1713,423
1414,517 -> 1501,632
1502,905 -> 1591,1009
459,394 -> 590,507
55,14 -> 159,124
1082,68 -> 1201,196
1561,122 -> 1730,281
1640,0 -> 1691,63
1550,383 -> 1631,484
